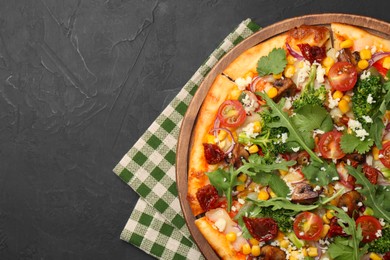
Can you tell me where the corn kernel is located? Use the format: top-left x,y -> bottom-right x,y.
321,224 -> 330,238
273,73 -> 283,79
372,146 -> 380,160
340,39 -> 354,49
342,95 -> 351,102
253,121 -> 262,133
226,232 -> 237,242
325,66 -> 331,76
302,248 -> 308,257
322,56 -> 335,68
287,55 -> 296,64
267,87 -> 278,98
358,59 -> 369,70
284,64 -> 296,78
238,174 -> 248,183
290,251 -> 300,260
217,130 -> 227,141
338,99 -> 350,114
332,90 -> 344,100
249,238 -> 259,246
307,247 -> 318,257
236,184 -> 245,192
269,190 -> 277,198
322,214 -> 330,224
248,144 -> 259,154
244,71 -> 255,79
242,244 -> 251,255
258,189 -> 270,201
326,210 -> 334,219
289,256 -> 298,260
251,245 -> 261,257
383,57 -> 390,69
276,231 -> 285,241
360,49 -> 372,60
230,88 -> 242,100
280,240 -> 290,248
279,169 -> 288,176
370,252 -> 382,260
298,61 -> 304,68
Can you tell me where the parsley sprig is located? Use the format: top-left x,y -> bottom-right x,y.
256,48 -> 287,76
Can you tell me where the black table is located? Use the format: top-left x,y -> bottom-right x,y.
1,0 -> 389,259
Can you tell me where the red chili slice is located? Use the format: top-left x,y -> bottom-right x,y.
203,143 -> 225,164
243,217 -> 278,242
297,43 -> 326,64
196,184 -> 220,211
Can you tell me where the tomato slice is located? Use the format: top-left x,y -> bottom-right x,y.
293,212 -> 323,241
355,215 -> 382,243
318,131 -> 346,159
328,62 -> 358,91
217,100 -> 246,128
379,142 -> 390,169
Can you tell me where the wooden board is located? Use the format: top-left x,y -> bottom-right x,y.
175,13 -> 390,259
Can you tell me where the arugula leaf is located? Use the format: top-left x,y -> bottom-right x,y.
257,48 -> 287,76
340,133 -> 374,154
346,165 -> 390,222
327,205 -> 368,260
302,160 -> 339,186
258,93 -> 323,163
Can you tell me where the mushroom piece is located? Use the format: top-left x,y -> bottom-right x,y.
337,190 -> 363,217
337,48 -> 359,65
273,78 -> 297,102
259,245 -> 286,260
226,143 -> 249,168
291,182 -> 320,205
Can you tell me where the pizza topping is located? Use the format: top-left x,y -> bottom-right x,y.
368,51 -> 390,66
256,48 -> 287,76
293,211 -> 323,241
217,100 -> 247,128
328,61 -> 358,91
356,215 -> 383,243
337,48 -> 359,65
362,164 -> 380,184
243,217 -> 278,242
258,245 -> 286,260
203,143 -> 225,164
290,182 -> 320,205
272,78 -> 297,102
297,43 -> 327,64
337,190 -> 363,217
196,184 -> 221,211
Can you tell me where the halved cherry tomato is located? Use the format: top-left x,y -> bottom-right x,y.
328,62 -> 358,91
217,100 -> 247,128
379,142 -> 390,169
318,131 -> 346,159
293,212 -> 323,241
355,215 -> 382,243
373,59 -> 388,77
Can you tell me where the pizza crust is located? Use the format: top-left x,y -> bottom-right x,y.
187,74 -> 237,216
331,23 -> 390,52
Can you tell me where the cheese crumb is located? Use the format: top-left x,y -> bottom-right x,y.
238,198 -> 245,205
281,133 -> 288,143
213,218 -> 227,232
328,91 -> 340,109
360,70 -> 371,80
297,60 -> 311,84
292,147 -> 300,152
315,63 -> 326,83
362,115 -> 373,123
235,76 -> 252,90
242,122 -> 259,139
367,93 -> 376,104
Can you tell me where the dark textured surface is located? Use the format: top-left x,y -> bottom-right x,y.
0,0 -> 389,259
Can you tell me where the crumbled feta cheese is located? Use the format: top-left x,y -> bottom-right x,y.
360,70 -> 371,80
355,129 -> 369,141
320,167 -> 326,171
376,229 -> 382,238
328,91 -> 340,109
241,93 -> 259,114
313,129 -> 325,135
235,76 -> 252,90
371,45 -> 377,54
332,176 -> 340,181
316,63 -> 326,83
299,231 -> 305,236
347,159 -> 351,166
283,97 -> 293,110
379,153 -> 385,159
366,155 -> 373,166
292,147 -> 300,152
367,93 -> 376,104
297,60 -> 311,84
342,206 -> 348,212
362,115 -> 373,123
357,202 -> 363,207
348,119 -> 363,130
281,133 -> 288,143
231,205 -> 237,212
334,125 -> 345,131
213,218 -> 227,232
242,123 -> 259,139
380,218 -> 386,226
313,185 -> 321,191
238,198 -> 245,205
223,178 -> 227,182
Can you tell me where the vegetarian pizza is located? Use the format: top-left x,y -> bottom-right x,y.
187,23 -> 390,260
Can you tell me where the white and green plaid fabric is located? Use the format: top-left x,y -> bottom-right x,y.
113,18 -> 260,259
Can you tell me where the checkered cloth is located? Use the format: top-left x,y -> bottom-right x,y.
113,19 -> 260,259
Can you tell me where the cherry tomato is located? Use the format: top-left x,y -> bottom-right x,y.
328,62 -> 358,91
373,59 -> 388,77
355,215 -> 382,243
318,131 -> 346,159
217,100 -> 246,128
379,142 -> 390,169
293,212 -> 323,241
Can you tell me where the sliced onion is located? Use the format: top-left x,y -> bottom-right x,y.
250,76 -> 262,93
210,127 -> 236,155
213,118 -> 221,139
286,42 -> 304,60
368,51 -> 390,66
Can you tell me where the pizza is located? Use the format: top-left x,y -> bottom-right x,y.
186,23 -> 390,260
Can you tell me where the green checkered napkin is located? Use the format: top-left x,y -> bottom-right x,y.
113,18 -> 260,259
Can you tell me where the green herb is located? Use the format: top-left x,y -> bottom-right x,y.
346,165 -> 390,222
368,225 -> 390,254
256,48 -> 287,76
206,154 -> 295,211
327,205 -> 368,260
293,64 -> 328,110
257,93 -> 323,163
302,160 -> 339,186
340,133 -> 374,154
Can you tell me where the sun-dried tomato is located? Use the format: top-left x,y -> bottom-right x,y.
298,43 -> 326,64
203,143 -> 225,164
196,184 -> 220,211
363,164 -> 380,185
243,217 -> 278,242
327,217 -> 348,238
383,252 -> 390,260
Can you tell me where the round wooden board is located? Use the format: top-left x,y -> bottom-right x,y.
176,13 -> 390,259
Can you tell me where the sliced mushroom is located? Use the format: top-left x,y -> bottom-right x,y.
341,153 -> 365,168
337,190 -> 363,217
226,143 -> 249,168
291,182 -> 320,205
259,245 -> 286,260
273,78 -> 297,102
337,48 -> 358,65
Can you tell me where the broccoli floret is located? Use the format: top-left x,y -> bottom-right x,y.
257,206 -> 294,232
352,75 -> 384,125
368,226 -> 390,254
293,64 -> 328,110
